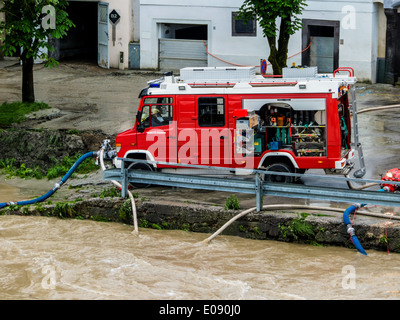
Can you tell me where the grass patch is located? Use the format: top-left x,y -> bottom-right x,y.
224,194 -> 241,210
278,212 -> 316,242
46,153 -> 98,179
0,102 -> 50,128
0,158 -> 43,179
0,154 -> 98,180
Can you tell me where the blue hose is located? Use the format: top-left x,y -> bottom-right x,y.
0,152 -> 96,210
343,204 -> 367,255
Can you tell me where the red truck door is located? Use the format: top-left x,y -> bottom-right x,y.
136,96 -> 176,164
175,95 -> 198,165
195,96 -> 231,167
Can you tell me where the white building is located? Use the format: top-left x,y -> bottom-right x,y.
47,1 -> 389,82
52,0 -> 140,70
139,0 -> 387,82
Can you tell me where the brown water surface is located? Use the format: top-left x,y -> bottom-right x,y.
1,215 -> 400,300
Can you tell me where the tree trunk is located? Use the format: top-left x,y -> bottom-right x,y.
22,54 -> 35,103
267,36 -> 281,75
267,16 -> 292,75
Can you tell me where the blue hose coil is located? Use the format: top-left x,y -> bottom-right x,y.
0,152 -> 95,209
343,204 -> 367,255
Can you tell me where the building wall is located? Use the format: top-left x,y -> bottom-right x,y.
296,0 -> 380,81
140,0 -> 266,70
139,0 -> 382,82
67,0 -> 137,69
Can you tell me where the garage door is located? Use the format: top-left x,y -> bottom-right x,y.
159,39 -> 207,71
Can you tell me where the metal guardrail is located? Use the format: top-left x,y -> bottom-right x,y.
103,158 -> 400,211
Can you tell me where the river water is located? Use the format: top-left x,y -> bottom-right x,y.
1,214 -> 400,300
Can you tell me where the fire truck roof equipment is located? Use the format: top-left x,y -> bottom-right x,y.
144,66 -> 357,98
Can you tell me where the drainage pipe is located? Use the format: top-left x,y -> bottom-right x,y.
345,174 -> 378,190
0,151 -> 96,209
343,204 -> 367,255
202,203 -> 397,253
98,148 -> 139,235
357,104 -> 400,115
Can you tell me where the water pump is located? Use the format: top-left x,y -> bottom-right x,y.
381,168 -> 400,193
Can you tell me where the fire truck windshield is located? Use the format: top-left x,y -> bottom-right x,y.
140,97 -> 173,128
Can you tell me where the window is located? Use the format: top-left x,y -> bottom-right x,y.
99,5 -> 108,24
198,97 -> 225,127
140,97 -> 173,128
232,12 -> 257,37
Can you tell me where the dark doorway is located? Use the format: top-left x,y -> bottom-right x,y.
54,1 -> 98,62
161,24 -> 208,40
175,25 -> 208,40
302,19 -> 340,73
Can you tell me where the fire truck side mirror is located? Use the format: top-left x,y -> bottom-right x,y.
136,111 -> 145,133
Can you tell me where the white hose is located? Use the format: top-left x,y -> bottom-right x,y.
99,148 -> 139,235
345,174 -> 378,190
357,104 -> 400,114
202,204 -> 400,244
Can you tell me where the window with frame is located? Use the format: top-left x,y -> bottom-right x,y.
198,97 -> 225,127
232,12 -> 257,37
140,97 -> 173,128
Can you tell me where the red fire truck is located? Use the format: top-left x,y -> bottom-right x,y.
114,66 -> 363,182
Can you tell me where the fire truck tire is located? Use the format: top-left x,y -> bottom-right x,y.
127,162 -> 154,188
263,162 -> 294,183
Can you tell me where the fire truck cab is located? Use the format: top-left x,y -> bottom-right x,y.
115,66 -> 360,182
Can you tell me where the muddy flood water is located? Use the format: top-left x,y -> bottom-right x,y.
1,214 -> 400,300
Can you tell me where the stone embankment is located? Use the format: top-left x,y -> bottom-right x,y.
3,194 -> 400,254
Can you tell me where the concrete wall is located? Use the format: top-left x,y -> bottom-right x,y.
139,0 -> 383,82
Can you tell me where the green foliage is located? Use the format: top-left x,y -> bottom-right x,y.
0,153 -> 98,180
0,158 -> 43,179
238,0 -> 306,38
0,0 -> 75,101
278,212 -> 315,241
91,215 -> 109,222
46,154 -> 98,179
0,0 -> 75,66
224,194 -> 241,210
237,0 -> 307,75
139,218 -> 149,228
53,202 -> 75,218
99,187 -> 119,198
0,102 -> 50,128
118,200 -> 132,223
380,235 -> 388,246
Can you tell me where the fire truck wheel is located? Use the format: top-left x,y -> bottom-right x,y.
263,162 -> 294,183
127,162 -> 154,188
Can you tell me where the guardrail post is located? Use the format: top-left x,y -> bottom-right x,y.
120,159 -> 128,198
255,173 -> 263,212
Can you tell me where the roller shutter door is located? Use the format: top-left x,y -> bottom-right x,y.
159,39 -> 207,70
